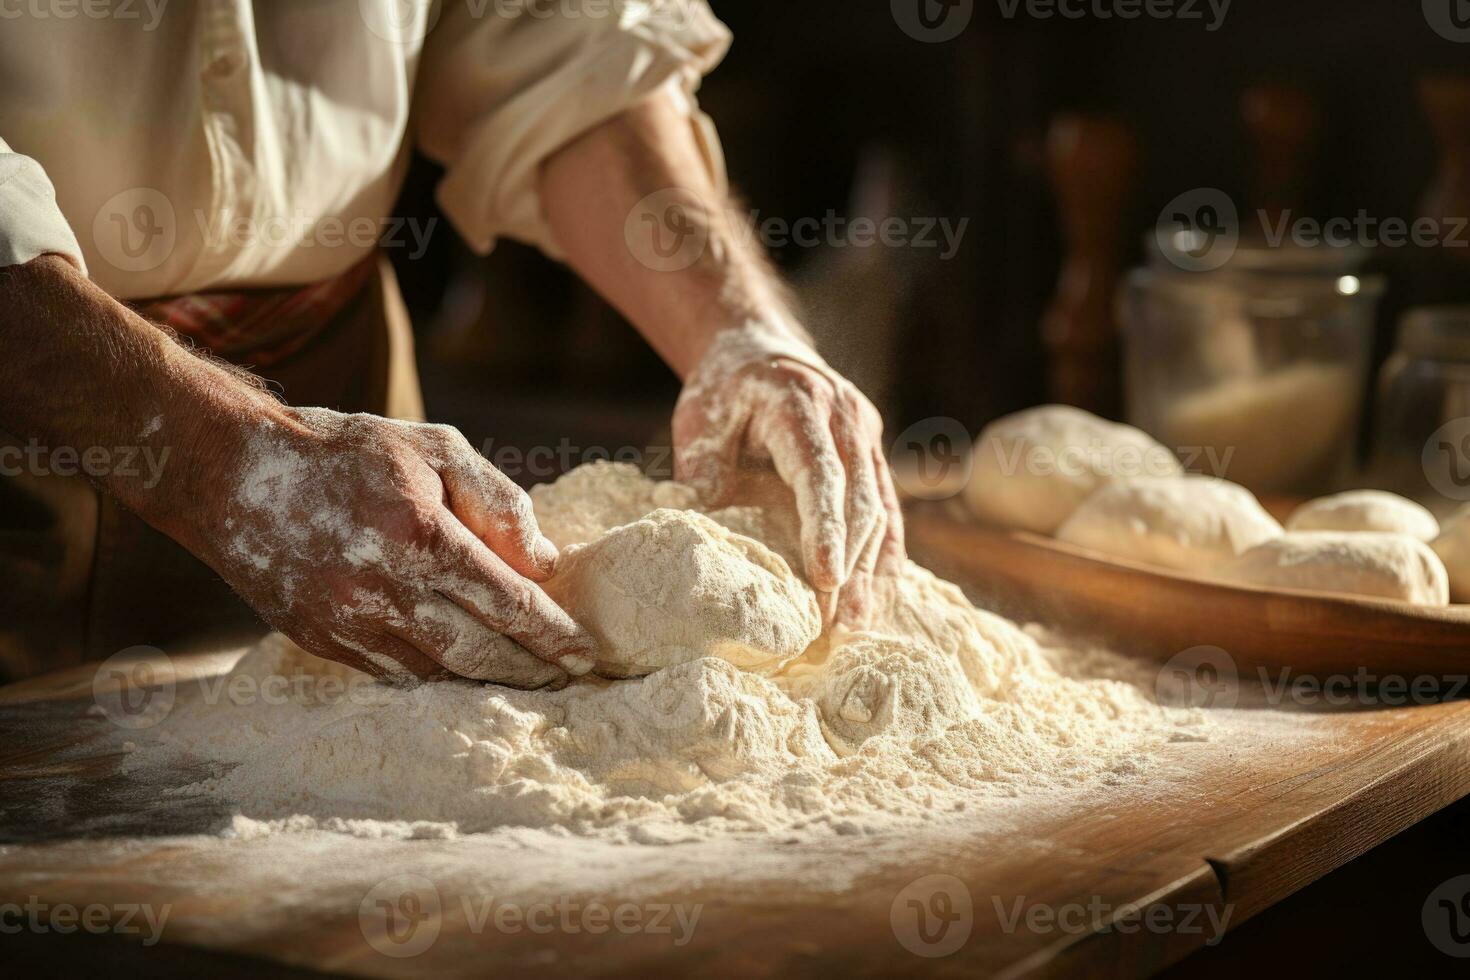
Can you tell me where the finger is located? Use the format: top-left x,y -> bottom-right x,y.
753,399 -> 847,592
815,584 -> 839,626
831,405 -> 886,582
303,629 -> 446,686
395,598 -> 569,690
431,519 -> 598,676
872,446 -> 907,576
835,518 -> 884,628
673,404 -> 749,505
432,433 -> 559,582
674,433 -> 742,506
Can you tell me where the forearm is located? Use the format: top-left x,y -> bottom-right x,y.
0,255 -> 284,536
0,257 -> 594,685
539,91 -> 803,379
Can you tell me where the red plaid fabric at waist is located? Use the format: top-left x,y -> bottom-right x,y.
130,255 -> 377,368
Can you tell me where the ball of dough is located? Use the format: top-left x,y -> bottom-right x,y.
1286,490 -> 1439,541
963,405 -> 1182,534
1055,475 -> 1281,572
1431,504 -> 1470,603
544,509 -> 821,678
1215,532 -> 1449,605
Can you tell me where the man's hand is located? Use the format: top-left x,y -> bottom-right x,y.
1,257 -> 591,686
539,93 -> 910,624
672,324 -> 905,625
177,409 -> 597,688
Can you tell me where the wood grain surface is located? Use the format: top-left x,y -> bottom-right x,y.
5,520 -> 1470,978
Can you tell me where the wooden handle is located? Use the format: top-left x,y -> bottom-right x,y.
1041,114 -> 1137,416
1241,83 -> 1319,228
1419,74 -> 1470,245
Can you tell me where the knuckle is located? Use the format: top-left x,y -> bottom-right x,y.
786,369 -> 828,402
439,423 -> 472,448
856,471 -> 884,506
488,466 -> 527,506
432,423 -> 475,456
833,390 -> 877,435
493,583 -> 541,636
375,441 -> 424,483
340,411 -> 391,445
505,492 -> 538,533
403,421 -> 475,461
860,503 -> 886,537
473,475 -> 537,540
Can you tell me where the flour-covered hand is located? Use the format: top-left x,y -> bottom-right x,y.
179,408 -> 597,687
672,323 -> 905,625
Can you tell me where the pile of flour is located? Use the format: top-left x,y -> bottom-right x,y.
124,462 -> 1202,844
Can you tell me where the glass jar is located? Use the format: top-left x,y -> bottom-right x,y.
1120,241 -> 1383,496
1368,306 -> 1470,514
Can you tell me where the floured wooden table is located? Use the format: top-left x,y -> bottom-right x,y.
5,532 -> 1470,978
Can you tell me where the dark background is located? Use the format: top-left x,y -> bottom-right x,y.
389,0 -> 1470,480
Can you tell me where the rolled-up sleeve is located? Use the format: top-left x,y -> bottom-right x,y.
414,0 -> 733,258
0,137 -> 85,273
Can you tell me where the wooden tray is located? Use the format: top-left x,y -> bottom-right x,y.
906,503 -> 1470,679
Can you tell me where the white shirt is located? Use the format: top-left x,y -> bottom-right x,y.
0,0 -> 730,298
